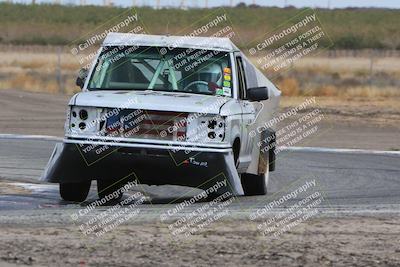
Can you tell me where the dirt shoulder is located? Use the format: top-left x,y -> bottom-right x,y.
0,216 -> 399,267
0,89 -> 68,136
281,96 -> 400,129
0,89 -> 399,150
279,96 -> 400,150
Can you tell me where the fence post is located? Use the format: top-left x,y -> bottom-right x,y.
369,49 -> 374,86
56,46 -> 63,93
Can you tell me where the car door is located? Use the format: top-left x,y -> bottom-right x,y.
235,55 -> 256,168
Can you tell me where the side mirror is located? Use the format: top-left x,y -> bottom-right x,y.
76,68 -> 88,89
247,86 -> 269,101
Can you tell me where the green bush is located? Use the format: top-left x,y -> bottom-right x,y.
0,3 -> 399,49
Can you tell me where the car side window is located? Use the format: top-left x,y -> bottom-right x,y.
242,57 -> 258,89
236,57 -> 247,100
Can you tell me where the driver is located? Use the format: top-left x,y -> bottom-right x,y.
198,63 -> 223,86
184,62 -> 223,93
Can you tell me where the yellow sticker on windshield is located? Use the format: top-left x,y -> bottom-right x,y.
224,75 -> 231,81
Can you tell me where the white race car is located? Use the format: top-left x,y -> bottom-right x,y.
42,33 -> 281,202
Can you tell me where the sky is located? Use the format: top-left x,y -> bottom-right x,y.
5,0 -> 400,9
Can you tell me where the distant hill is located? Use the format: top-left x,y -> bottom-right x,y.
0,3 -> 399,49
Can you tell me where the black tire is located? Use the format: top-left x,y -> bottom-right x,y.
97,179 -> 124,201
60,181 -> 91,202
233,139 -> 240,168
240,155 -> 269,196
241,173 -> 268,195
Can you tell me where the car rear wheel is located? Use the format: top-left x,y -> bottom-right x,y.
60,181 -> 91,202
97,179 -> 124,201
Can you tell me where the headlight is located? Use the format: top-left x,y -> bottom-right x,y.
186,114 -> 225,143
79,109 -> 89,120
67,106 -> 99,134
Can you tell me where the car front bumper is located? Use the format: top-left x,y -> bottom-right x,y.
41,138 -> 244,195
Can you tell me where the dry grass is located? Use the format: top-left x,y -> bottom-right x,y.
304,85 -> 400,98
0,50 -> 81,94
276,77 -> 300,96
343,86 -> 400,98
308,85 -> 339,96
1,73 -> 59,94
249,56 -> 400,76
272,76 -> 400,98
253,54 -> 400,98
292,57 -> 400,75
0,72 -> 79,95
18,61 -> 47,69
0,51 -> 79,71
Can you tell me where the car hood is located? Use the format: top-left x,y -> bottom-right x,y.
72,90 -> 231,114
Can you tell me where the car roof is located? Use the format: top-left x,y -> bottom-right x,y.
103,32 -> 240,52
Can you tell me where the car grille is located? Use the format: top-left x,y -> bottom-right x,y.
104,109 -> 188,141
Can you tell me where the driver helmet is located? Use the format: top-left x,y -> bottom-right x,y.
197,63 -> 223,86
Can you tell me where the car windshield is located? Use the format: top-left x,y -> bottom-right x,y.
88,46 -> 233,97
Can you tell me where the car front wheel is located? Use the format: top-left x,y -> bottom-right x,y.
60,181 -> 91,202
240,154 -> 269,196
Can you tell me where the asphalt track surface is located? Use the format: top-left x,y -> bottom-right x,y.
0,136 -> 399,224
